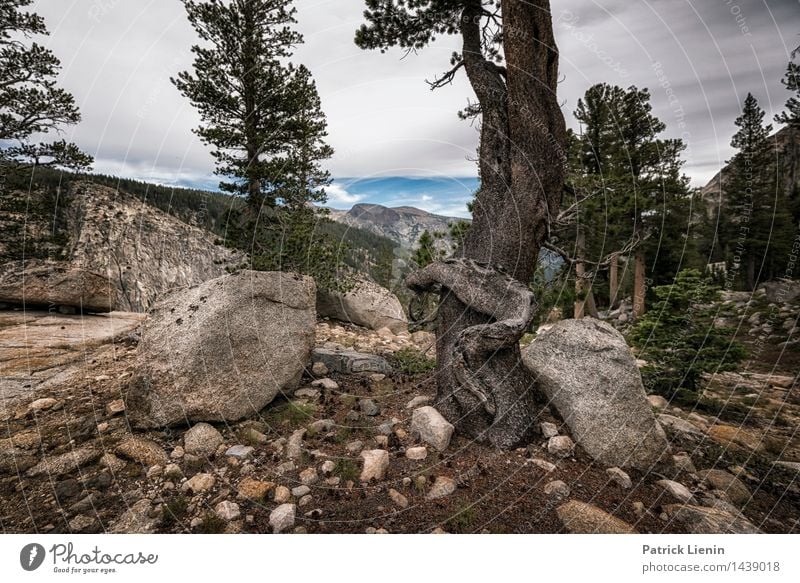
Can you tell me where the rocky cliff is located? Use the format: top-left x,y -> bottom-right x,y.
1,180 -> 244,312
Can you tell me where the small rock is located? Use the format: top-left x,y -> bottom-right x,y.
320,460 -> 336,475
69,514 -> 96,533
26,446 -> 101,477
345,440 -> 364,454
299,467 -> 319,485
345,410 -> 360,422
360,399 -> 380,416
375,435 -> 389,448
285,429 -> 306,460
308,419 -> 335,434
360,449 -> 390,481
632,501 -> 646,517
237,478 -> 274,501
292,485 -> 311,498
28,398 -> 59,413
106,399 -> 126,416
389,488 -> 409,509
697,469 -> 751,505
163,464 -> 183,481
405,395 -> 431,409
606,467 -> 632,489
181,473 -> 215,494
146,465 -> 163,479
557,500 -> 636,534
426,476 -> 456,500
672,453 -> 697,473
544,480 -> 570,498
269,504 -> 296,533
540,422 -> 559,438
241,428 -> 268,445
183,423 -> 224,458
547,435 -> 574,458
274,485 -> 292,503
411,406 -> 454,452
215,501 -> 241,521
656,479 -> 695,503
405,446 -> 428,460
294,388 -> 320,400
311,361 -> 329,376
99,453 -> 126,474
312,378 -> 339,391
170,446 -> 185,460
647,395 -> 669,410
225,445 -> 254,460
529,458 -> 557,473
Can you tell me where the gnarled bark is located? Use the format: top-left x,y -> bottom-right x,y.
408,1 -> 567,449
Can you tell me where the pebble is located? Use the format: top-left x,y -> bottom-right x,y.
606,467 -> 632,489
183,423 -> 224,458
215,501 -> 241,521
405,446 -> 428,460
274,485 -> 292,503
389,488 -> 409,509
106,399 -> 126,416
540,422 -> 559,438
360,449 -> 390,481
544,480 -> 571,498
181,473 -> 215,494
292,485 -> 311,498
269,504 -> 296,533
225,445 -> 254,460
547,435 -> 574,458
426,476 -> 456,500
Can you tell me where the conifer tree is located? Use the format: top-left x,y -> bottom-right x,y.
173,0 -> 343,287
775,52 -> 800,224
0,0 -> 92,170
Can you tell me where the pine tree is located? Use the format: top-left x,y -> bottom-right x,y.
0,0 -> 92,170
173,0 -> 343,287
724,93 -> 793,289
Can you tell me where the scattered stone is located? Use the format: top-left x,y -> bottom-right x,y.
657,414 -> 704,438
647,395 -> 669,410
664,504 -> 762,534
360,399 -> 380,416
405,446 -> 428,460
544,480 -> 571,498
360,449 -> 389,481
26,445 -> 101,477
308,419 -> 335,434
241,427 -> 268,445
606,467 -> 632,489
375,435 -> 389,448
106,399 -> 126,416
310,348 -> 391,375
389,488 -> 409,509
529,458 -> 557,473
170,446 -> 185,460
28,398 -> 59,413
311,361 -> 329,376
405,395 -> 431,409
426,476 -> 456,500
345,440 -> 364,455
299,468 -> 319,485
295,388 -> 320,400
286,429 -> 306,460
183,423 -> 224,458
632,501 -> 646,517
225,445 -> 254,460
274,485 -> 292,503
146,465 -> 163,479
116,437 -> 168,467
411,406 -> 454,452
237,478 -> 274,501
181,473 -> 216,494
656,479 -> 695,503
547,435 -> 574,458
126,271 -> 316,427
320,460 -> 336,475
298,494 -> 313,508
215,501 -> 241,521
68,514 -> 96,533
292,485 -> 312,498
316,279 -> 407,333
697,469 -> 751,505
522,318 -> 670,470
311,378 -> 339,391
540,422 -> 559,438
557,500 -> 636,534
269,504 -> 296,534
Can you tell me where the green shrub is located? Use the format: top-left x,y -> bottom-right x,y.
628,269 -> 746,400
392,347 -> 436,375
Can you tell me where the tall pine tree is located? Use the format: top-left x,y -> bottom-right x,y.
173,0 -> 344,288
775,51 -> 800,225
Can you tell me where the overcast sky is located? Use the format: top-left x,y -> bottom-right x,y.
30,0 -> 800,217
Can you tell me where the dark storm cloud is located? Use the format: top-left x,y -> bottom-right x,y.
29,0 -> 800,205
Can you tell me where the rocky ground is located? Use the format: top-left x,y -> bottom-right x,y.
1,307 -> 798,534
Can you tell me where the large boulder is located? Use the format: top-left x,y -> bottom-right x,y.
125,270 -> 316,427
522,318 -> 670,470
317,279 -> 407,333
0,260 -> 117,313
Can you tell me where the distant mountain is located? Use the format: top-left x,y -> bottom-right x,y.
327,203 -> 465,249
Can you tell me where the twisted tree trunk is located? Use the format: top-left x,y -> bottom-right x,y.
408,1 -> 567,449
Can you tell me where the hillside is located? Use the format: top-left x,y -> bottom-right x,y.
328,203 -> 463,250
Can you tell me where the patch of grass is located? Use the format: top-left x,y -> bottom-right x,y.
445,504 -> 477,534
333,458 -> 360,482
196,512 -> 226,534
333,425 -> 353,444
264,401 -> 317,430
392,347 -> 436,375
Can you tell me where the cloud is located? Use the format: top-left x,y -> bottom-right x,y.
325,182 -> 364,207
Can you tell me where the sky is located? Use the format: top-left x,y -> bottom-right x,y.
28,0 -> 800,218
